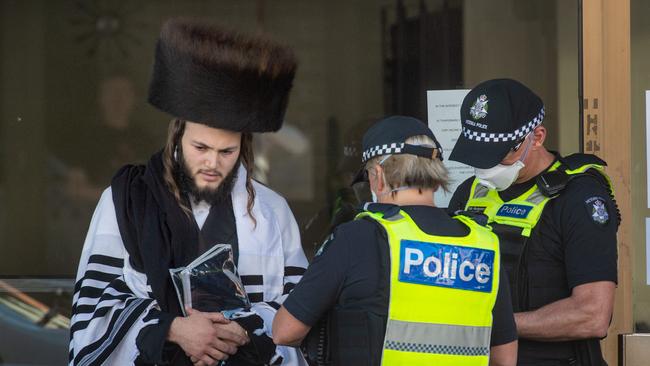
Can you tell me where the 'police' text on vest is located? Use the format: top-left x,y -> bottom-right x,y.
399,240 -> 495,292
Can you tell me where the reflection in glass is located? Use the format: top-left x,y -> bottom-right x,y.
0,0 -> 580,363
0,280 -> 71,364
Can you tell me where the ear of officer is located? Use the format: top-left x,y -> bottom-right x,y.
504,125 -> 555,185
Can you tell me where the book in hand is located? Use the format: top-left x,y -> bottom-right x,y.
169,243 -> 250,316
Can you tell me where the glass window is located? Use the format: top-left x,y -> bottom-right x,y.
0,0 -> 580,363
631,0 -> 650,333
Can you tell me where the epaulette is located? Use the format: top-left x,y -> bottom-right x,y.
537,154 -> 609,198
559,154 -> 610,193
359,202 -> 401,218
559,153 -> 607,170
549,154 -> 621,227
453,210 -> 489,227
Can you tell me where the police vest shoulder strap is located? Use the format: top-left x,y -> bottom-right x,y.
556,155 -> 615,195
559,157 -> 620,226
453,212 -> 489,228
356,203 -> 403,220
453,211 -> 490,227
355,210 -> 379,220
453,214 -> 499,245
468,177 -> 501,201
536,157 -> 614,198
560,152 -> 607,170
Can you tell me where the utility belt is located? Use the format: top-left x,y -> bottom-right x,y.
573,338 -> 607,366
516,331 -> 606,366
301,309 -> 386,366
301,315 -> 331,366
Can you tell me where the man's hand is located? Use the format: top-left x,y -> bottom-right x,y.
168,307 -> 246,365
213,319 -> 250,347
187,310 -> 250,366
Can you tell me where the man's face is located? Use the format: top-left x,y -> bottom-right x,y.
499,134 -> 532,166
180,121 -> 242,194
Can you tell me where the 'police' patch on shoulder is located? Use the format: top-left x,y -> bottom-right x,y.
585,196 -> 609,225
315,233 -> 334,257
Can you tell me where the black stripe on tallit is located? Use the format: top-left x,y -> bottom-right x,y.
74,298 -> 152,366
70,286 -> 142,334
248,292 -> 263,303
282,283 -> 296,295
77,286 -> 109,301
241,275 -> 263,286
71,305 -> 123,334
73,256 -> 124,294
87,254 -> 124,268
76,278 -> 131,302
74,270 -> 121,293
283,266 -> 306,276
73,293 -> 132,315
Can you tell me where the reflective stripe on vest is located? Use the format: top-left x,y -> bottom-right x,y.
357,210 -> 500,366
465,161 -> 613,237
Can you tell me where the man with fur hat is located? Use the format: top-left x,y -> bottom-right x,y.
69,18 -> 308,366
447,79 -> 619,365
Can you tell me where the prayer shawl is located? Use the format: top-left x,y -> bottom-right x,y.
69,156 -> 308,365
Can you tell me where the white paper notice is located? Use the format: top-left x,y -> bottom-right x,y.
646,218 -> 650,285
427,89 -> 474,208
646,91 -> 650,209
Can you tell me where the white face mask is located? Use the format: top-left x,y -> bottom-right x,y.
475,161 -> 525,191
474,134 -> 534,191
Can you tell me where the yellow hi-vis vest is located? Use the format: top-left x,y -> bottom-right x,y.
357,209 -> 500,366
465,160 -> 613,236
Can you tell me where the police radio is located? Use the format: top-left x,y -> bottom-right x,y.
536,170 -> 569,197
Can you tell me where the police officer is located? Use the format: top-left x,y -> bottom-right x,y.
272,115 -> 518,365
447,79 -> 619,366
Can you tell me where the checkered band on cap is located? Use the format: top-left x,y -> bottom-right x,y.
461,107 -> 544,143
362,142 -> 404,163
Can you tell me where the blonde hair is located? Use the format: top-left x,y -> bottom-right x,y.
366,135 -> 450,195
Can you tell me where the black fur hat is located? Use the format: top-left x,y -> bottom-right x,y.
148,18 -> 298,132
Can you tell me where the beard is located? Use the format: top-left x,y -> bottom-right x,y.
174,146 -> 239,206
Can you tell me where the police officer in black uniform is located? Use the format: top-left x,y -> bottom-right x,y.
272,115 -> 518,365
447,79 -> 619,366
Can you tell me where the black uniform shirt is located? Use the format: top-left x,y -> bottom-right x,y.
447,157 -> 619,364
283,205 -> 517,349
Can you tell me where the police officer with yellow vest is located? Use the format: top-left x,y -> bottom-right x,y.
447,79 -> 619,366
272,115 -> 518,366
